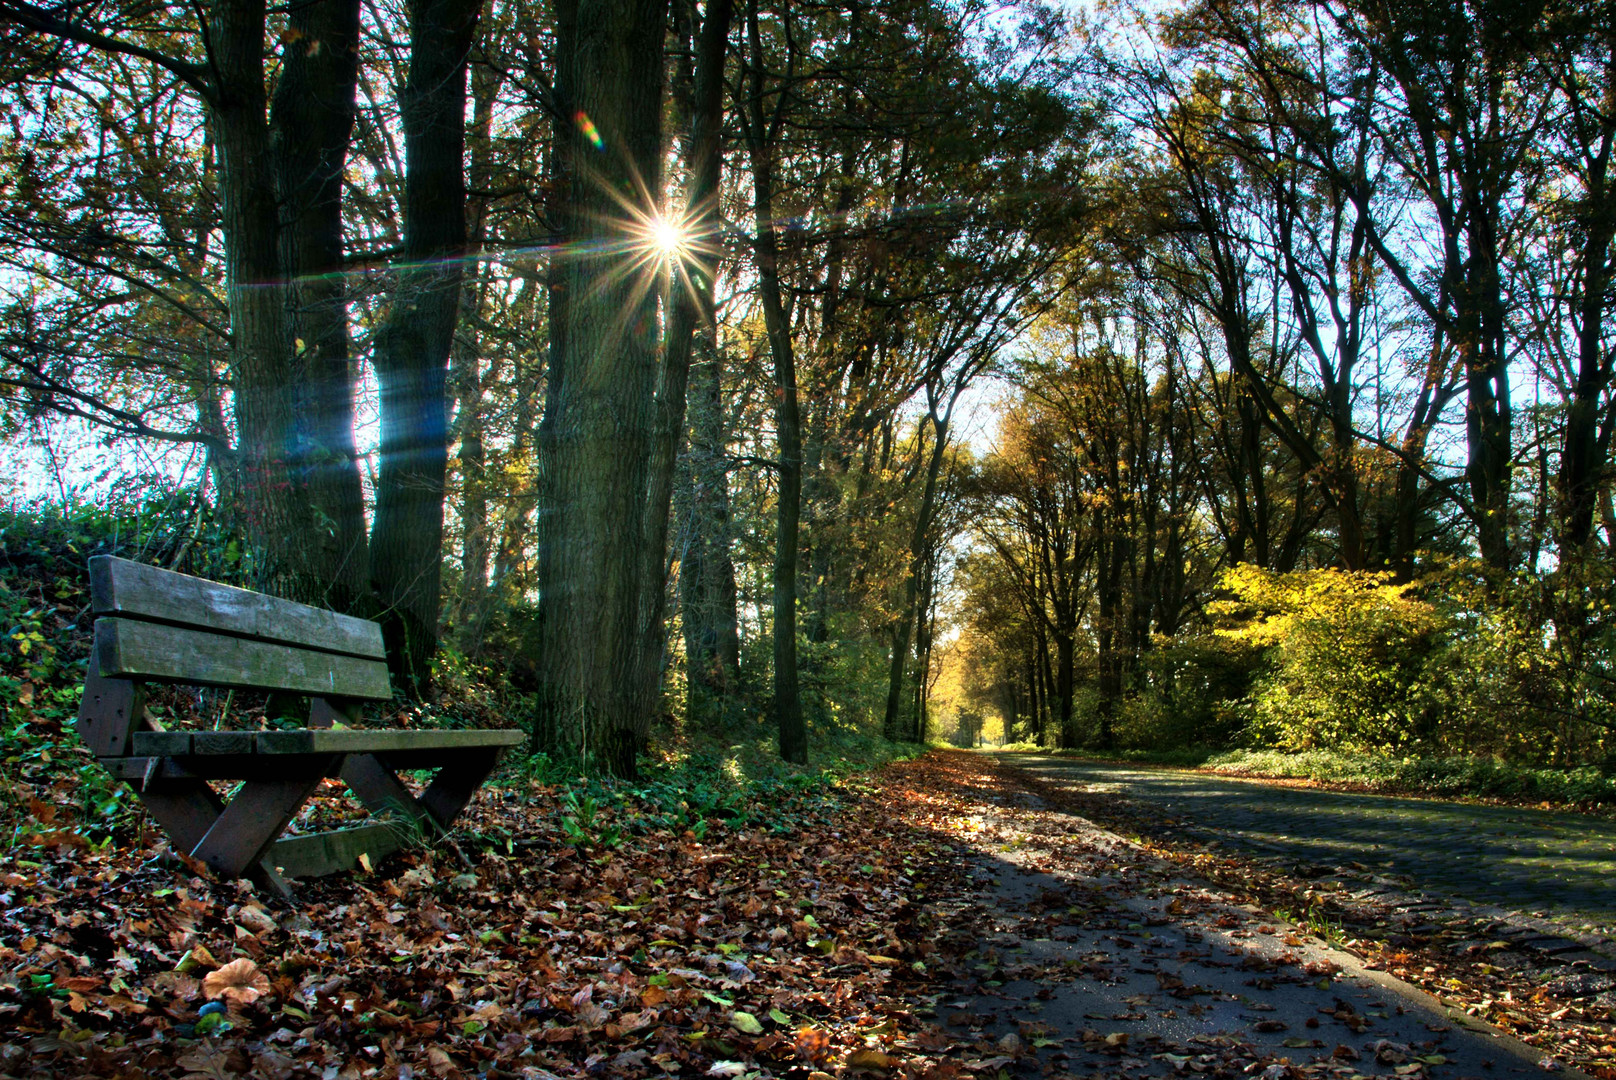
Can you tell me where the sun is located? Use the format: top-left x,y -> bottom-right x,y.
649,217 -> 688,260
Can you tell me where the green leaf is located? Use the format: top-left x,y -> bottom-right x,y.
768,1008 -> 791,1025
730,1011 -> 764,1035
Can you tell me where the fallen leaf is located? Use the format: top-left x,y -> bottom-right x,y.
848,1048 -> 898,1072
201,958 -> 270,1004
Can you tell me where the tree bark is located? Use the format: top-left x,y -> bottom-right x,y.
269,0 -> 369,614
651,0 -> 735,725
451,56 -> 501,647
680,336 -> 743,713
882,380 -> 962,742
210,0 -> 319,601
533,0 -> 669,776
743,0 -> 806,764
368,0 -> 481,694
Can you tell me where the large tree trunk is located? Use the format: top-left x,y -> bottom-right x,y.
533,0 -> 670,777
368,0 -> 481,693
269,0 -> 369,614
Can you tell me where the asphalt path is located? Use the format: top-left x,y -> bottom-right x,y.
1001,756 -> 1616,927
937,755 -> 1576,1078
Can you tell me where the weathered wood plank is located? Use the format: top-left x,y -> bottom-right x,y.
131,731 -> 194,756
102,753 -> 346,782
190,777 -> 324,879
420,747 -> 503,829
194,730 -> 256,755
91,556 -> 385,659
75,666 -> 144,757
256,729 -> 523,754
98,618 -> 392,699
340,754 -> 428,825
269,824 -> 407,879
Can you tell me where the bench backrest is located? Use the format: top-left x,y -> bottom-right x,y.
88,555 -> 391,706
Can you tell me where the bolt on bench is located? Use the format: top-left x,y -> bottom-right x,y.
77,555 -> 524,897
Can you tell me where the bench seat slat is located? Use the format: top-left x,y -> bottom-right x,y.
91,556 -> 385,660
258,729 -> 524,754
98,618 -> 392,699
129,728 -> 523,757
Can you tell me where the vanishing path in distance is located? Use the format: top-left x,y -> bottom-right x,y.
999,755 -> 1616,928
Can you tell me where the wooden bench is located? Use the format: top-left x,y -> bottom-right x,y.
76,555 -> 524,897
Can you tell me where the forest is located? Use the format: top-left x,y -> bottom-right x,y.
3,0 -> 1616,783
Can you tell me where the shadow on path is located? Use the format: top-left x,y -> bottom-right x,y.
918,760 -> 1572,1079
1009,756 -> 1616,925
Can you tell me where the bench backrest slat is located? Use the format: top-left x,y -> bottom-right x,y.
90,556 -> 385,660
96,618 -> 393,699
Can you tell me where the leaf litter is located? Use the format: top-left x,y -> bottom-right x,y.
0,749 -> 1610,1079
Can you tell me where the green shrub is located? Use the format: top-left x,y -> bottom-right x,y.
1212,565 -> 1447,753
1427,558 -> 1616,766
1114,633 -> 1261,751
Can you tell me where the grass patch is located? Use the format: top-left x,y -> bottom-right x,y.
995,744 -> 1219,767
1203,749 -> 1616,808
993,744 -> 1616,810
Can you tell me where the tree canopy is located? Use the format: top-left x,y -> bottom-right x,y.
2,0 -> 1614,771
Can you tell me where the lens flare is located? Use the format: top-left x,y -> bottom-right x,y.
649,218 -> 688,259
575,110 -> 603,150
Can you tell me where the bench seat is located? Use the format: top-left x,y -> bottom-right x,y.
129,728 -> 525,757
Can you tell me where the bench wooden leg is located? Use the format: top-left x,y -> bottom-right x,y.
340,754 -> 436,832
134,778 -> 225,853
190,776 -> 325,881
341,748 -> 501,834
419,747 -> 502,829
133,776 -> 296,898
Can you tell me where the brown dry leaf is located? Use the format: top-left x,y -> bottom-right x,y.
796,1027 -> 834,1063
176,1046 -> 237,1080
847,1048 -> 898,1072
201,957 -> 270,1004
426,1046 -> 455,1077
235,906 -> 276,936
152,972 -> 201,1000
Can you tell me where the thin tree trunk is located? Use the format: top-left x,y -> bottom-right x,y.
882,382 -> 961,741
744,0 -> 806,764
643,0 -> 734,723
269,0 -> 369,612
680,338 -> 743,711
369,0 -> 480,694
452,56 -> 500,644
